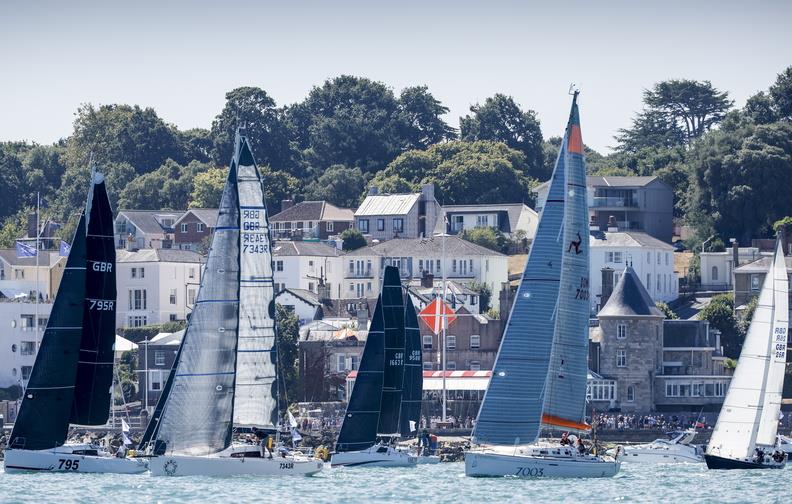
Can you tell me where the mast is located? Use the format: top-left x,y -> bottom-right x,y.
441,212 -> 447,423
35,192 -> 40,349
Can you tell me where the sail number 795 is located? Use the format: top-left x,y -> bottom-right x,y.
89,299 -> 114,311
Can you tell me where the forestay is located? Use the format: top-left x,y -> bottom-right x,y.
472,104 -> 567,446
233,137 -> 278,429
542,96 -> 591,433
378,266 -> 407,437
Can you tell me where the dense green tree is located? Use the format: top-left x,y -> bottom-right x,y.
51,161 -> 136,222
468,281 -> 492,312
276,304 -> 300,405
769,66 -> 792,120
460,94 -> 545,180
460,227 -> 507,253
0,145 -> 27,220
699,294 -> 741,358
190,165 -> 299,212
615,109 -> 686,152
656,301 -> 679,319
744,91 -> 779,125
340,228 -> 367,251
0,208 -> 30,247
22,144 -> 67,197
365,173 -> 416,198
210,87 -> 300,175
397,85 -> 456,149
303,165 -> 366,209
118,159 -> 213,210
190,167 -> 227,208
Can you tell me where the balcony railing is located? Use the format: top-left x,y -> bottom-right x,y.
345,269 -> 374,278
591,197 -> 638,208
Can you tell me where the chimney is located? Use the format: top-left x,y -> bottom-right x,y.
356,301 -> 369,328
731,238 -> 739,268
280,199 -> 294,212
368,186 -> 379,196
607,215 -> 618,232
27,213 -> 37,239
498,282 -> 512,321
318,282 -> 330,303
421,270 -> 434,288
589,214 -> 598,230
421,183 -> 435,202
601,266 -> 615,307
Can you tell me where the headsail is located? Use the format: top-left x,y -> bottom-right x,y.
708,235 -> 788,459
541,93 -> 591,433
233,134 -> 278,430
9,216 -> 87,450
472,97 -> 569,446
377,266 -> 407,436
336,297 -> 386,452
71,173 -> 117,425
399,294 -> 423,437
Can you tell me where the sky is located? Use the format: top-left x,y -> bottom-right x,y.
1,0 -> 790,153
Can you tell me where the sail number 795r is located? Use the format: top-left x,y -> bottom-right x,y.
58,459 -> 80,471
515,467 -> 544,477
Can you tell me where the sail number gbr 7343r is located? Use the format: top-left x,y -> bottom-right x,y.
242,209 -> 269,255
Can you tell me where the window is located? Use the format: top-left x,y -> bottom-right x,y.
131,267 -> 137,279
627,385 -> 635,402
666,253 -> 670,266
470,334 -> 481,349
646,251 -> 651,263
446,335 -> 456,350
15,269 -> 24,279
616,323 -> 627,339
751,274 -> 761,291
149,370 -> 163,391
350,355 -> 359,371
606,251 -> 623,263
646,274 -> 651,291
308,282 -> 315,292
140,267 -> 145,278
447,361 -> 456,371
180,223 -> 188,233
452,259 -> 457,273
21,366 -> 33,380
423,362 -> 433,371
337,354 -> 346,372
657,253 -> 661,265
189,268 -> 196,279
170,289 -> 177,305
377,219 -> 385,231
617,349 -> 627,367
393,218 -> 404,233
326,221 -> 334,232
197,222 -> 205,233
469,360 -> 481,371
296,221 -> 303,231
169,314 -> 177,321
308,260 -> 314,268
128,315 -> 148,327
665,383 -> 679,397
276,260 -> 284,272
20,341 -> 36,356
657,274 -> 660,292
358,219 -> 369,233
476,215 -> 489,227
188,289 -> 196,306
20,314 -> 34,331
423,335 -> 433,349
367,282 -> 372,292
710,266 -> 719,282
130,289 -> 147,310
154,350 -> 165,366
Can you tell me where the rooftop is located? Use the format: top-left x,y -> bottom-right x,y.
590,231 -> 674,250
271,201 -> 354,222
117,210 -> 185,234
272,241 -> 344,257
0,249 -> 65,267
598,266 -> 664,318
355,193 -> 420,217
345,236 -> 505,257
438,203 -> 536,234
734,256 -> 792,274
116,248 -> 205,263
663,320 -> 715,348
175,208 -> 219,228
534,175 -> 667,192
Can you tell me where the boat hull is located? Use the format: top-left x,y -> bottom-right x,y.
149,454 -> 323,477
704,454 -> 785,470
3,448 -> 148,474
465,450 -> 620,478
416,455 -> 441,464
618,446 -> 703,463
331,446 -> 417,468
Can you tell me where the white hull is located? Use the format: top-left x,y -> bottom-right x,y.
4,446 -> 148,474
149,453 -> 323,477
618,445 -> 703,463
331,445 -> 417,468
465,446 -> 620,478
416,455 -> 441,464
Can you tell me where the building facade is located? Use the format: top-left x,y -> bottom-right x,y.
272,241 -> 346,298
271,201 -> 354,240
439,203 -> 539,241
173,209 -> 217,251
354,184 -> 440,241
137,330 -> 182,415
0,299 -> 53,388
114,210 -> 184,250
0,249 -> 66,300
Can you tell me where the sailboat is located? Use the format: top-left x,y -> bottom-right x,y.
614,429 -> 704,463
146,132 -> 322,477
331,266 -> 417,468
465,92 -> 619,478
4,172 -> 147,474
705,234 -> 788,470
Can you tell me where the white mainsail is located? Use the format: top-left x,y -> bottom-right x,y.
707,237 -> 788,460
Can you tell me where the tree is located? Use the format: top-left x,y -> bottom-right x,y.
699,294 -> 741,358
276,305 -> 300,406
769,66 -> 792,120
303,165 -> 366,209
258,167 -> 301,214
398,85 -> 456,149
468,281 -> 492,312
51,161 -> 136,222
0,145 -> 27,221
0,208 -> 29,248
340,228 -> 367,251
655,301 -> 679,320
210,87 -> 300,176
773,216 -> 792,233
744,91 -> 779,125
615,109 -> 686,152
118,159 -> 213,210
460,94 -> 545,179
460,227 -> 506,254
643,80 -> 733,143
190,167 -> 227,208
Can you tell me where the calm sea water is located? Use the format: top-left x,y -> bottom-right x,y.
0,461 -> 787,503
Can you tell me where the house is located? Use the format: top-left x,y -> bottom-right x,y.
0,298 -> 53,388
408,278 -> 484,315
419,306 -> 505,372
272,241 -> 346,298
534,176 -> 674,243
0,249 -> 66,301
173,209 -> 218,251
734,255 -> 792,341
342,236 -> 508,302
270,200 -> 354,240
591,231 -> 677,312
699,244 -> 765,290
137,330 -> 183,414
116,248 -> 205,328
590,266 -> 731,413
114,210 -> 184,250
354,184 -> 440,240
439,203 -> 539,241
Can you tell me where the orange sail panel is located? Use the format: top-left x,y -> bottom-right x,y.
541,414 -> 592,432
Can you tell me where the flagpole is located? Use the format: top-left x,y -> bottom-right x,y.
35,192 -> 40,350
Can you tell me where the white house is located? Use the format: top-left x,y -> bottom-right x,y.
0,249 -> 66,301
272,241 -> 346,298
699,246 -> 766,290
438,203 -> 539,241
114,210 -> 184,250
590,231 -> 678,312
0,299 -> 53,388
342,236 -> 508,302
116,248 -> 205,328
354,184 -> 440,240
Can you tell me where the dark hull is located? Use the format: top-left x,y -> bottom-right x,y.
704,454 -> 785,470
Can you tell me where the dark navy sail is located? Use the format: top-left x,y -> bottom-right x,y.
399,295 -> 423,438
9,215 -> 87,450
377,266 -> 406,436
71,175 -> 117,425
336,298 -> 385,452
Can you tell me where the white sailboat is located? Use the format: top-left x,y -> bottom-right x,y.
465,92 -> 619,478
615,429 -> 704,463
705,234 -> 789,470
146,132 -> 322,477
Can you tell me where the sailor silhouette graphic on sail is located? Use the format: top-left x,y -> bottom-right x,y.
567,232 -> 583,255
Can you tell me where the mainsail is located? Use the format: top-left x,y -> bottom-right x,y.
71,173 -> 117,425
377,266 -> 407,436
399,295 -> 423,437
473,93 -> 584,446
9,216 -> 87,450
541,95 -> 591,432
708,236 -> 789,459
336,297 -> 386,452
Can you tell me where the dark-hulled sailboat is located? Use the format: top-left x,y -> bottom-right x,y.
4,172 -> 147,474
